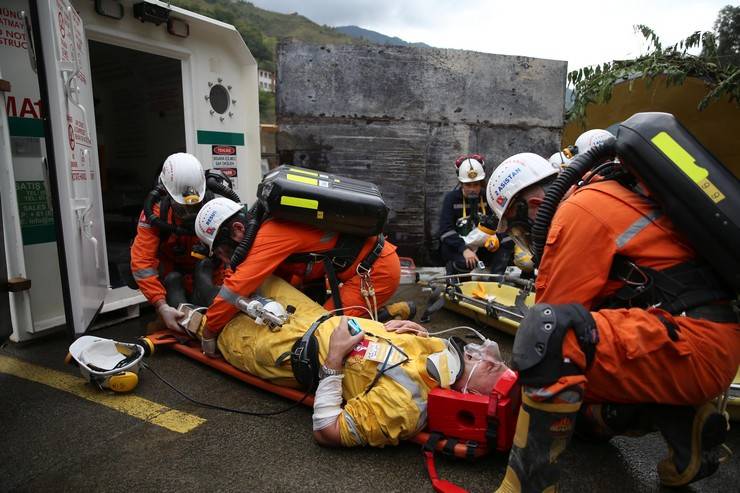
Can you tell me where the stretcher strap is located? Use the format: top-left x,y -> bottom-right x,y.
422,433 -> 470,493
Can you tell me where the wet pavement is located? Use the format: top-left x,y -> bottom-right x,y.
1,282 -> 737,492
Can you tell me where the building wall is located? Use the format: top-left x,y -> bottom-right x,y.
276,40 -> 566,261
258,69 -> 275,92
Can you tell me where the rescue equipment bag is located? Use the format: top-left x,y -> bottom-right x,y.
257,165 -> 389,236
531,112 -> 740,293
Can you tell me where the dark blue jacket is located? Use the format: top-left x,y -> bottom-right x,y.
438,188 -> 490,254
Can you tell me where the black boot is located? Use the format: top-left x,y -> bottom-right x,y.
377,301 -> 416,322
575,403 -> 651,442
192,259 -> 221,307
496,385 -> 584,492
163,271 -> 188,307
653,402 -> 729,487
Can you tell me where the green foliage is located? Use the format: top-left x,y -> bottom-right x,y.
712,5 -> 740,67
168,0 -> 357,71
258,90 -> 275,124
567,24 -> 740,123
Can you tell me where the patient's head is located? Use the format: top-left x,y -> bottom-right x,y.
451,343 -> 509,395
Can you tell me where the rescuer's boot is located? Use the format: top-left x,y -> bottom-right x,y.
192,258 -> 220,307
575,403 -> 651,442
163,271 -> 188,308
377,301 -> 417,322
496,385 -> 583,492
654,402 -> 729,487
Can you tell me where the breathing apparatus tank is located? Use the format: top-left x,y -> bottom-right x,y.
531,112 -> 740,291
257,165 -> 389,236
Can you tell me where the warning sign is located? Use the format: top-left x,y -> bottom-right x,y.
212,145 -> 237,168
0,7 -> 28,50
16,180 -> 55,245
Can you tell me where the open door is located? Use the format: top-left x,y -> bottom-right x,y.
32,0 -> 108,336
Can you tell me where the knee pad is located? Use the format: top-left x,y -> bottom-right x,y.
512,303 -> 598,387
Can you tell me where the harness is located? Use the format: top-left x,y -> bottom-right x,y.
284,234 -> 386,317
601,256 -> 738,332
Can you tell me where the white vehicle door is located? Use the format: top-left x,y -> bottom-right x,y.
33,0 -> 108,335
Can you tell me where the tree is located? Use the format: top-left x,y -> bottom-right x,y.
713,5 -> 740,67
567,25 -> 739,123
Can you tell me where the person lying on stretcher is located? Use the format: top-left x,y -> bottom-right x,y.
184,275 -> 509,447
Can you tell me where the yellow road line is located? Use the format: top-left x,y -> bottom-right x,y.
0,355 -> 205,433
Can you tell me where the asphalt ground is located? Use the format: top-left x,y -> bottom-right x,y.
1,282 -> 738,492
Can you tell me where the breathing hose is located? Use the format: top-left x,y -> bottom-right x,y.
530,137 -> 617,266
206,175 -> 241,202
142,185 -> 190,236
230,201 -> 266,270
143,175 -> 241,237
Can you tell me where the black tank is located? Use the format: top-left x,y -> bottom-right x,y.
257,165 -> 388,236
615,112 -> 740,291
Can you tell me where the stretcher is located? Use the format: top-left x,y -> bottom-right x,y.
422,274 -> 535,336
141,329 -> 492,459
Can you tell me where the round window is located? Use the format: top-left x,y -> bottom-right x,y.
209,84 -> 230,114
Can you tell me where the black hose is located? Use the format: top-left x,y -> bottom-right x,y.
143,361 -> 309,416
207,176 -> 241,202
530,137 -> 617,266
143,185 -> 187,236
230,201 -> 266,270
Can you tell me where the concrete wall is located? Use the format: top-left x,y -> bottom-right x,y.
276,40 -> 566,262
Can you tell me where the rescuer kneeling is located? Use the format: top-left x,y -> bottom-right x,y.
486,114 -> 739,490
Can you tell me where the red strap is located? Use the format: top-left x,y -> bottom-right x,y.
423,450 -> 469,493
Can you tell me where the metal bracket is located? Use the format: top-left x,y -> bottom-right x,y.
2,277 -> 32,292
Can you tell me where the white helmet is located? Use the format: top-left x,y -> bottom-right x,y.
574,129 -> 614,156
548,152 -> 571,169
457,158 -> 486,183
160,153 -> 206,205
194,197 -> 243,254
486,153 -> 558,231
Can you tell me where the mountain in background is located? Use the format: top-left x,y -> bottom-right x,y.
335,25 -> 430,48
170,0 -> 358,72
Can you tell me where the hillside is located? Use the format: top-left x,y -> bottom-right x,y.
169,0 -> 358,71
335,25 -> 430,48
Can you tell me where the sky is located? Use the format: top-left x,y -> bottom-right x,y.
250,0 -> 732,70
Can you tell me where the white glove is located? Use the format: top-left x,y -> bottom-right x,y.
463,227 -> 489,249
157,303 -> 185,332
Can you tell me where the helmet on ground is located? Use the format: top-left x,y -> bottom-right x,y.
548,151 -> 571,169
486,153 -> 558,228
194,197 -> 243,254
160,153 -> 206,205
574,129 -> 614,156
457,158 -> 486,183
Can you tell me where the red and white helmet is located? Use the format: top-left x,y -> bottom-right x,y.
486,153 -> 558,230
194,197 -> 243,254
574,129 -> 614,156
160,153 -> 206,205
457,158 -> 486,183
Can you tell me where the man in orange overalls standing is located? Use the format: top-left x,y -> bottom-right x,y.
485,152 -> 739,490
192,197 -> 410,356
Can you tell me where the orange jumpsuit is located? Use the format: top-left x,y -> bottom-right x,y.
535,180 -> 739,405
206,218 -> 401,333
131,204 -> 209,305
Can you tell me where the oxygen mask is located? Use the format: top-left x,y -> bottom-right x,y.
464,338 -> 503,364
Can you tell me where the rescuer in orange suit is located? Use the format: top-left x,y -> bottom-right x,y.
485,152 -> 739,490
131,153 -> 224,331
192,197 -> 410,356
